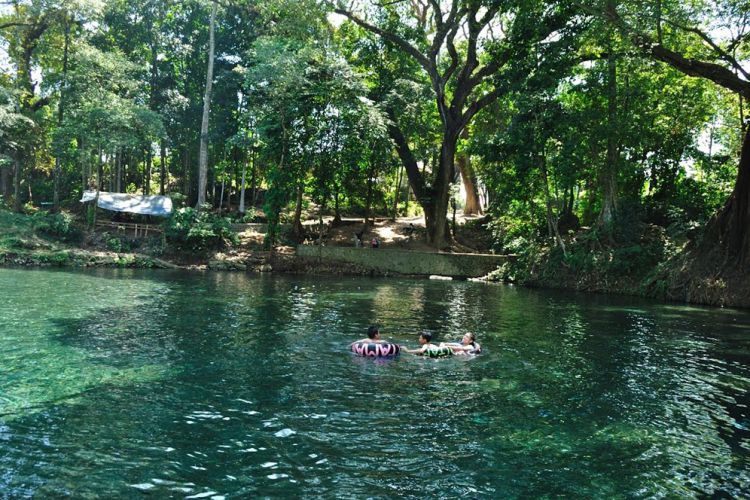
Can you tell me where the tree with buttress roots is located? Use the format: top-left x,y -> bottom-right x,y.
328,0 -> 576,249
588,1 -> 750,305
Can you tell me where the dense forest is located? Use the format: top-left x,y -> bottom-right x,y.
1,0 -> 748,305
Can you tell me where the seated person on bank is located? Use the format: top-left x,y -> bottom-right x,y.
440,332 -> 481,355
354,229 -> 364,247
353,325 -> 385,344
403,331 -> 440,355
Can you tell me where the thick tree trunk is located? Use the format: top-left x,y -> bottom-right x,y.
388,116 -> 455,248
426,133 -> 459,249
196,4 -> 216,209
700,126 -> 750,268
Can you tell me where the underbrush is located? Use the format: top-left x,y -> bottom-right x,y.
165,207 -> 238,252
488,209 -> 689,298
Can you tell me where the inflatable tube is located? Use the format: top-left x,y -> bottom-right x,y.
422,346 -> 453,358
351,341 -> 401,357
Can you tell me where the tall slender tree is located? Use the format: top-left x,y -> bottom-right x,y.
196,2 -> 217,208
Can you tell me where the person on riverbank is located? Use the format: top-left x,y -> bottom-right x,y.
440,332 -> 481,355
403,331 -> 441,355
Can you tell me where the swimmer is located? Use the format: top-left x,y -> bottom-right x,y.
440,332 -> 481,355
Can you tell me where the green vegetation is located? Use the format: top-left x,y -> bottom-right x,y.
1,1 -> 749,306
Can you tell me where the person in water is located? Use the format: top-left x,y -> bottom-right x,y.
440,332 -> 481,355
353,325 -> 385,344
403,331 -> 441,355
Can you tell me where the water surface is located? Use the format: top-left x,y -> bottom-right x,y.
1,268 -> 749,497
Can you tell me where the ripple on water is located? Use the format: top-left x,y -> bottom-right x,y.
2,270 -> 750,497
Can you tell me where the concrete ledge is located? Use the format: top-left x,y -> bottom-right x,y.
295,245 -> 510,278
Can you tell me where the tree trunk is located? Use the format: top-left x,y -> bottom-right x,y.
457,129 -> 482,215
293,180 -> 304,239
1,160 -> 10,201
239,153 -> 247,214
365,162 -> 374,227
426,133 -> 459,249
53,20 -> 71,212
598,46 -> 619,227
116,149 -> 122,192
392,165 -> 403,220
333,184 -> 341,224
160,141 -> 167,195
700,126 -> 750,268
183,147 -> 190,200
145,149 -> 152,195
218,178 -> 225,214
540,153 -> 567,256
196,3 -> 216,209
13,152 -> 22,212
250,147 -> 257,207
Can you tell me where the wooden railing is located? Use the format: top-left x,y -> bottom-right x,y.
95,220 -> 163,237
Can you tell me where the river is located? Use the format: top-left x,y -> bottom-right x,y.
1,268 -> 749,497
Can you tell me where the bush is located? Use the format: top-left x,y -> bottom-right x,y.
32,211 -> 80,241
106,237 -> 131,253
165,207 -> 238,251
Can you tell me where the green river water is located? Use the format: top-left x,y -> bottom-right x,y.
1,268 -> 749,498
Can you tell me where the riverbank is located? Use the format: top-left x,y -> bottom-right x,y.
2,208 -> 748,309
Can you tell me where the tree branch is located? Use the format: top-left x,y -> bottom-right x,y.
663,17 -> 750,81
333,6 -> 432,71
386,110 -> 429,203
581,2 -> 750,98
0,22 -> 30,30
461,86 -> 503,128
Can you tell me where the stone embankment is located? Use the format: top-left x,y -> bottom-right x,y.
294,245 -> 510,279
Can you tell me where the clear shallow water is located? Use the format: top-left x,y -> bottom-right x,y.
1,268 -> 749,498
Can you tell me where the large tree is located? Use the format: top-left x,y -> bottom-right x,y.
588,0 -> 750,301
329,0 -> 576,248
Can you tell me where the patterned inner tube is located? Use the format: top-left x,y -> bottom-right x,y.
422,346 -> 454,358
351,342 -> 401,357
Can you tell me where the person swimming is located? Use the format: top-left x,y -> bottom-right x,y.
403,331 -> 444,355
440,332 -> 481,355
353,325 -> 385,344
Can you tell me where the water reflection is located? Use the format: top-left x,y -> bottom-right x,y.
0,269 -> 749,497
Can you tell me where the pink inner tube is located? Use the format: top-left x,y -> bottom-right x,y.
351,341 -> 401,357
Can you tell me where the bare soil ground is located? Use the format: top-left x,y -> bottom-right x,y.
296,212 -> 492,253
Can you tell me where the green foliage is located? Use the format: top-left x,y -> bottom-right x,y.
165,207 -> 238,251
31,211 -> 79,241
106,236 -> 131,253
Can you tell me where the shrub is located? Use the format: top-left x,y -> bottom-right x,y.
107,237 -> 123,253
165,207 -> 238,251
32,211 -> 80,241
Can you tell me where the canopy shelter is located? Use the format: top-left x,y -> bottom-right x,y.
80,190 -> 173,217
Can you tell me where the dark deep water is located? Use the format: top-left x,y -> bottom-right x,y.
1,268 -> 749,498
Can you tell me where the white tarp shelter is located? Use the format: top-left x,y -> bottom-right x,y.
80,190 -> 173,217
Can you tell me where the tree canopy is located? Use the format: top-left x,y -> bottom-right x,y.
1,0 -> 748,293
